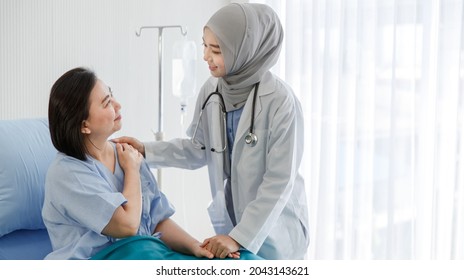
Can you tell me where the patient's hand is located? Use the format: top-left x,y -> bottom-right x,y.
116,143 -> 142,172
201,235 -> 241,259
112,136 -> 145,156
191,242 -> 215,259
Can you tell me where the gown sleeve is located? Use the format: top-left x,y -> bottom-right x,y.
45,157 -> 127,235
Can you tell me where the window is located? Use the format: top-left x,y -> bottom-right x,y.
254,0 -> 464,259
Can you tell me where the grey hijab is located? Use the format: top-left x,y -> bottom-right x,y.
205,3 -> 283,111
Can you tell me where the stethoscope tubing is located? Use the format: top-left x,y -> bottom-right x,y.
192,83 -> 260,152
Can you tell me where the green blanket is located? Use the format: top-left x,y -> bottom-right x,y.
91,235 -> 263,260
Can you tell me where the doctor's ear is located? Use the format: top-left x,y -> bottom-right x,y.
81,121 -> 91,134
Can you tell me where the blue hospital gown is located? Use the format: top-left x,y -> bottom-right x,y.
42,143 -> 175,260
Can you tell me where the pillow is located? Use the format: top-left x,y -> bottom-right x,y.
0,118 -> 57,237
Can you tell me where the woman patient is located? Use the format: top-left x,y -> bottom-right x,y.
42,67 -> 217,260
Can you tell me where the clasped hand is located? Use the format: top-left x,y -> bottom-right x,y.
201,235 -> 241,259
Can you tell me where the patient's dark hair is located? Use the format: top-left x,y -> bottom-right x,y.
48,67 -> 96,161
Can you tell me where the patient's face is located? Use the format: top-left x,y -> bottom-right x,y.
85,80 -> 122,138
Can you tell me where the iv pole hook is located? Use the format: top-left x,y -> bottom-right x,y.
135,25 -> 187,37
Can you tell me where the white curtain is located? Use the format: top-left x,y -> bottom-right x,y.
251,0 -> 464,259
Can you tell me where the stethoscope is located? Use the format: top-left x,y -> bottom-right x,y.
191,83 -> 259,153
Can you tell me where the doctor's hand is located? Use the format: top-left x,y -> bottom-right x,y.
201,235 -> 241,259
112,136 -> 145,157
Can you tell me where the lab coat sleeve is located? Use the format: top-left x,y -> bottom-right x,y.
144,138 -> 206,170
144,79 -> 214,170
229,91 -> 304,254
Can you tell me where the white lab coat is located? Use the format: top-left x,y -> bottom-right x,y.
144,71 -> 309,259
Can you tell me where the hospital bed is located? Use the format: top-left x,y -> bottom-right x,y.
0,118 -> 54,259
0,118 -> 262,260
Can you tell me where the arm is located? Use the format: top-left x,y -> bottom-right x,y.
155,218 -> 214,259
137,87 -> 209,169
102,143 -> 143,238
112,137 -> 208,170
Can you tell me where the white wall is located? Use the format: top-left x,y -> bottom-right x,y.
0,0 -> 231,241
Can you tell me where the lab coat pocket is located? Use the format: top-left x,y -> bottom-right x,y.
236,128 -> 267,176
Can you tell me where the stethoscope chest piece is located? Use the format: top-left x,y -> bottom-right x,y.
245,132 -> 258,146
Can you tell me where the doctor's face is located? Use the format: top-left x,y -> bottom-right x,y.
202,27 -> 226,78
84,80 -> 122,138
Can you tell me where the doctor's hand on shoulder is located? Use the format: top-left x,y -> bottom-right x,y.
112,136 -> 146,157
201,235 -> 241,259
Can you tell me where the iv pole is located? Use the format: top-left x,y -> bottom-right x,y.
136,25 -> 187,189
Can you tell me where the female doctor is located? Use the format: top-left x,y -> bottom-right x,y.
115,3 -> 309,259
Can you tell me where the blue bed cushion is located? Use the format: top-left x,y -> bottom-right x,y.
0,229 -> 52,260
0,118 -> 57,237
